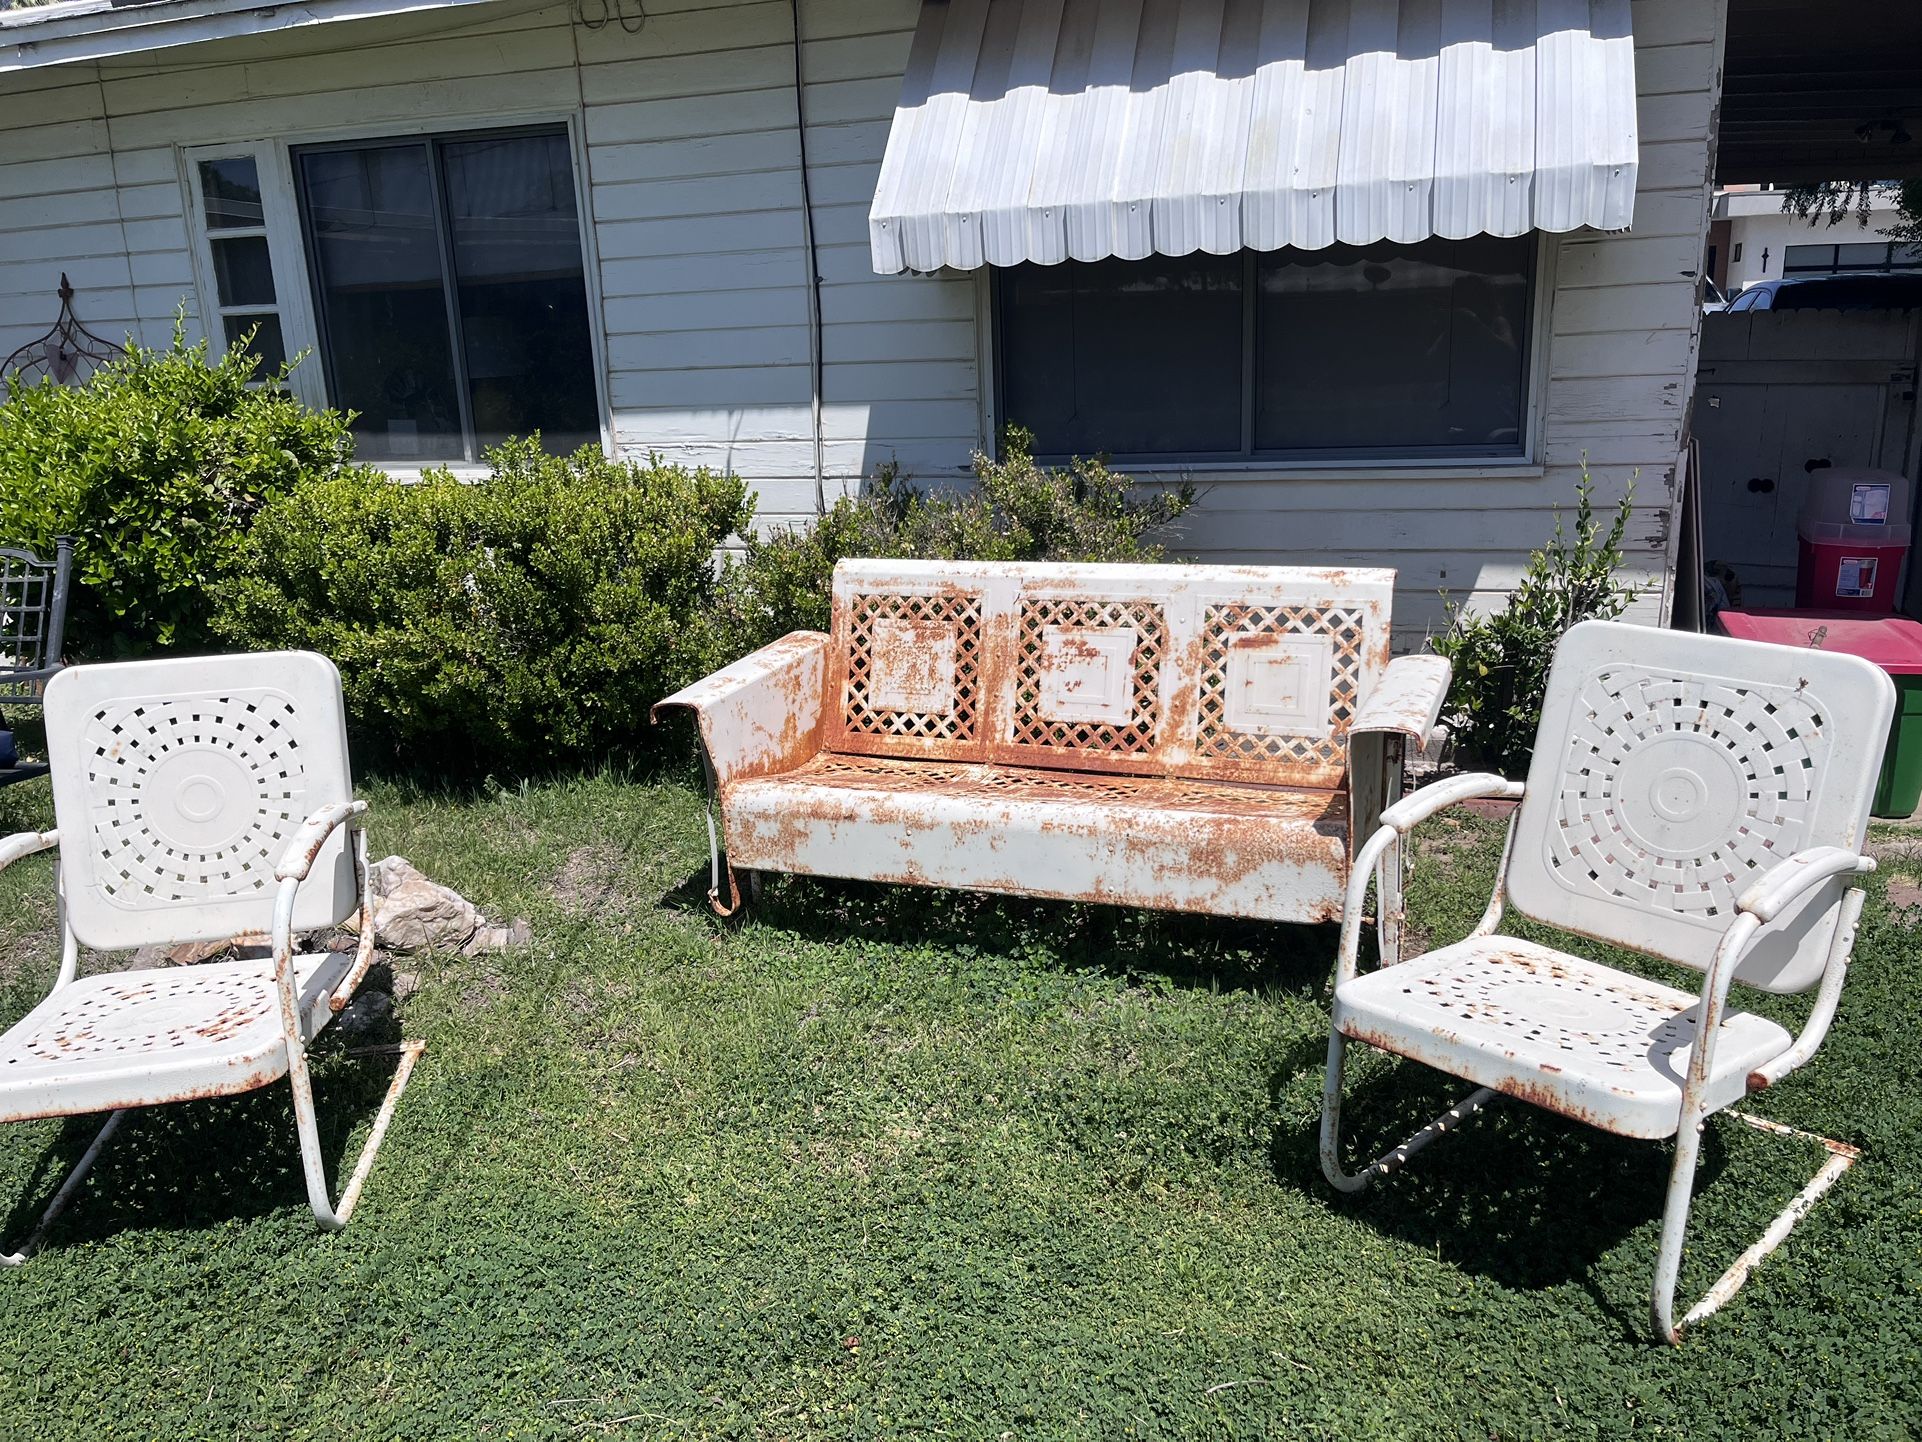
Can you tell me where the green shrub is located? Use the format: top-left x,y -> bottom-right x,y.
707,428 -> 1195,657
1429,470 -> 1642,774
215,437 -> 751,771
0,329 -> 356,654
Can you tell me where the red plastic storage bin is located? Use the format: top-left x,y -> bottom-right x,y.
1796,532 -> 1910,612
1795,467 -> 1911,615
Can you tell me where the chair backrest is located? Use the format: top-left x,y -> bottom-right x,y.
0,538 -> 72,689
43,651 -> 359,952
827,560 -> 1394,788
1505,621 -> 1895,994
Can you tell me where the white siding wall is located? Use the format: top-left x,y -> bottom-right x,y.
0,0 -> 1721,644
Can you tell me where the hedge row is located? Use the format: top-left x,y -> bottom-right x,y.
0,335 -> 1194,773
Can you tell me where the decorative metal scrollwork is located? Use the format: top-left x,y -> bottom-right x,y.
2,274 -> 116,388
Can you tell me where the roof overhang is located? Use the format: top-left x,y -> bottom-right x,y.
0,0 -> 505,74
1718,0 -> 1922,183
869,0 -> 1639,275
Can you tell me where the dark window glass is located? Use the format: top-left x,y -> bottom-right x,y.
296,127 -> 597,463
211,235 -> 277,307
1839,242 -> 1891,270
996,253 -> 1243,456
996,236 -> 1533,460
1893,243 -> 1922,271
1784,244 -> 1837,273
441,132 -> 598,455
299,143 -> 464,462
200,157 -> 264,230
1255,237 -> 1531,455
223,313 -> 286,373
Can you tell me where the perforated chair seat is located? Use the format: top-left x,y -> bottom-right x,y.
1334,937 -> 1793,1140
0,951 -> 350,1125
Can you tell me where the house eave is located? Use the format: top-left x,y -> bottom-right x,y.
0,0 -> 505,74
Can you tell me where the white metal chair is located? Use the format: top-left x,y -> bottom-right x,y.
0,651 -> 422,1260
1320,620 -> 1895,1343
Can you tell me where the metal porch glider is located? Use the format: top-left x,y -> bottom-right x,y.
657,560 -> 1450,925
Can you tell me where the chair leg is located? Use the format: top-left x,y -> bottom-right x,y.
287,1038 -> 426,1232
1651,1109 -> 1859,1346
0,1109 -> 129,1265
1320,1030 -> 1496,1193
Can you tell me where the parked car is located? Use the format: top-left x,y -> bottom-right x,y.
1703,277 -> 1730,314
1725,273 -> 1922,312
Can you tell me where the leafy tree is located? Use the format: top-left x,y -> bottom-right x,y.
1780,179 -> 1922,243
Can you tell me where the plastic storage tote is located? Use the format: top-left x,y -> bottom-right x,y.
1795,467 -> 1911,615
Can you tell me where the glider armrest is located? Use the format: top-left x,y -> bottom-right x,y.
652,631 -> 831,788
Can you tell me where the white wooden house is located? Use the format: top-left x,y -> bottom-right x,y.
0,0 -> 1736,638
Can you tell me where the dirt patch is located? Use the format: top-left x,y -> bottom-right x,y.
1885,874 -> 1922,911
454,956 -> 510,1013
1869,833 -> 1922,867
549,843 -> 628,916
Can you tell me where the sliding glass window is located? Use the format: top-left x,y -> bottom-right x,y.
996,235 -> 1537,463
294,126 -> 599,463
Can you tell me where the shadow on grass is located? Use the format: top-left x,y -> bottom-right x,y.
0,1026 -> 413,1253
666,864 -> 1340,996
1274,1053 -> 1728,1332
354,745 -> 695,806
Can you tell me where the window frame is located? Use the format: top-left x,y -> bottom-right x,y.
984,232 -> 1554,474
179,113 -> 612,472
1785,240 -> 1922,276
181,142 -> 324,409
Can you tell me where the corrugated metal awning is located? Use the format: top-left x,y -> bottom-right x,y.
869,0 -> 1639,275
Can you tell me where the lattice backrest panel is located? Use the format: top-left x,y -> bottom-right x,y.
0,548 -> 55,674
1190,599 -> 1372,786
828,561 -> 1393,784
1007,593 -> 1171,761
44,652 -> 359,951
829,575 -> 991,761
1506,622 -> 1895,994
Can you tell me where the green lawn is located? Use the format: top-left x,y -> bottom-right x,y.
0,769 -> 1916,1438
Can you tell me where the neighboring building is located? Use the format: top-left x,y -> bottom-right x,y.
1709,184 -> 1919,293
0,0 -> 1748,640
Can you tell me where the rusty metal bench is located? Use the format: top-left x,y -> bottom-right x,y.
656,561 -> 1450,928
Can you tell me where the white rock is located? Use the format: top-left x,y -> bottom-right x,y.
460,917 -> 533,956
361,855 -> 482,954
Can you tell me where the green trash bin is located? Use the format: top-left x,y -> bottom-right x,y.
1715,610 -> 1922,819
1874,672 -> 1922,818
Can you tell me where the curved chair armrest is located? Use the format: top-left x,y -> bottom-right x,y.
0,829 -> 57,871
274,800 -> 369,882
652,631 -> 830,790
1675,849 -> 1879,1131
271,802 -> 377,1020
1377,773 -> 1525,833
1350,654 -> 1452,747
1336,775 -> 1524,986
1736,847 -> 1874,923
0,830 -> 67,996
